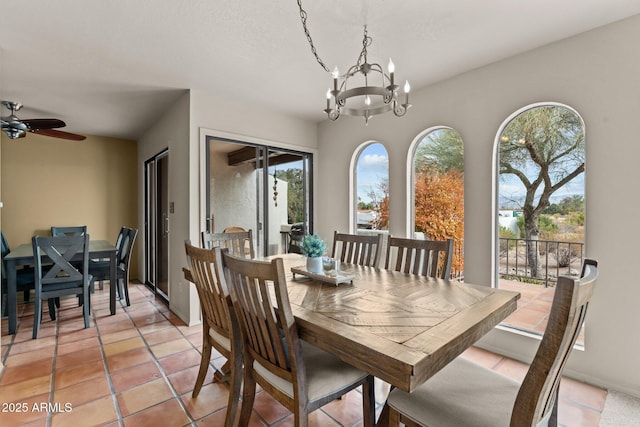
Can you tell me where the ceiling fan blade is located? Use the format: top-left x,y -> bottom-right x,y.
30,129 -> 86,141
22,118 -> 66,130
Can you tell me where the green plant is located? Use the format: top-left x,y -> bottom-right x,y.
301,234 -> 326,258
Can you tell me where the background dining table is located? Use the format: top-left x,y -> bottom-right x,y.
4,239 -> 117,335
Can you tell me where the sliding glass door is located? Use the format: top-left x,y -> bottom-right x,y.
205,137 -> 312,257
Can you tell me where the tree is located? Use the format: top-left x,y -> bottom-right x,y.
413,128 -> 465,274
275,168 -> 304,223
414,129 -> 464,173
499,105 -> 584,278
414,167 -> 465,273
367,180 -> 389,230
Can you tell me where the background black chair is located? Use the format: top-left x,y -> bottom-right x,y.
51,226 -> 87,237
32,234 -> 92,338
89,227 -> 137,306
287,223 -> 306,254
1,231 -> 35,315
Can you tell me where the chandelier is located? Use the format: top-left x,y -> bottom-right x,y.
297,1 -> 411,124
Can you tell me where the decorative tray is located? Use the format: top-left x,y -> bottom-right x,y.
291,265 -> 355,286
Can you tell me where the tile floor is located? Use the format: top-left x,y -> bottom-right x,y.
1,282 -> 606,426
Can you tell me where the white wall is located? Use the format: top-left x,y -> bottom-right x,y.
317,15 -> 640,396
138,89 -> 317,326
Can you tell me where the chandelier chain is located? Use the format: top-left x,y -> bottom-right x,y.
297,0 -> 330,72
356,26 -> 372,68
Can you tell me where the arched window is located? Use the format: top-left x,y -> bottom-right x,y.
352,142 -> 389,233
409,127 -> 464,278
495,103 -> 585,340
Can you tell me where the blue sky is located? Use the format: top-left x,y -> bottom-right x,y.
356,143 -> 388,204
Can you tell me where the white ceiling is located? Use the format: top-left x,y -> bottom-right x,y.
1,1 -> 639,141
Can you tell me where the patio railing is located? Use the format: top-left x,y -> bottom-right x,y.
498,238 -> 584,287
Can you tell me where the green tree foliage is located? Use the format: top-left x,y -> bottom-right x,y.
414,128 -> 464,173
500,105 -> 584,277
543,195 -> 584,215
275,168 -> 305,223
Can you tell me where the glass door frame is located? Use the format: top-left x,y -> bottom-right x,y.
201,131 -> 314,258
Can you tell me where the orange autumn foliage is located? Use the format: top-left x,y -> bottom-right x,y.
414,168 -> 465,275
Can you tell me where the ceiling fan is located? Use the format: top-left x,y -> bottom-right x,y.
0,101 -> 86,141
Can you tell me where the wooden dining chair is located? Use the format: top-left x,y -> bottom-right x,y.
184,243 -> 242,427
384,237 -> 454,279
201,230 -> 254,258
89,227 -> 137,305
220,250 -> 376,427
381,259 -> 599,427
32,234 -> 93,339
331,231 -> 383,267
51,225 -> 87,237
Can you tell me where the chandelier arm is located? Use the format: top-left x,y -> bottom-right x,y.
297,0 -> 330,72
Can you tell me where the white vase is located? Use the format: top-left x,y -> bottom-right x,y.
306,256 -> 323,274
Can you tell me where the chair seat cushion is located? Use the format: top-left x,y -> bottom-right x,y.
209,327 -> 231,352
387,357 -> 519,427
254,340 -> 368,403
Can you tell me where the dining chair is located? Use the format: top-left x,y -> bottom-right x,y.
184,243 -> 242,427
223,226 -> 246,233
381,259 -> 599,427
32,234 -> 93,339
331,231 -> 383,267
384,236 -> 454,279
1,231 -> 35,315
201,230 -> 255,258
219,250 -> 375,427
51,225 -> 87,237
89,227 -> 137,306
287,223 -> 306,254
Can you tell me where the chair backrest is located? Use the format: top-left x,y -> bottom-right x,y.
185,242 -> 234,339
1,230 -> 9,258
223,226 -> 246,233
33,234 -> 90,287
385,237 -> 454,279
288,223 -> 306,254
201,230 -> 255,258
51,226 -> 87,237
119,227 -> 138,269
331,231 -> 383,267
511,259 -> 598,426
220,251 -> 305,388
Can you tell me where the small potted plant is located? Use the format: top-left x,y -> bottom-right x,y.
301,233 -> 326,274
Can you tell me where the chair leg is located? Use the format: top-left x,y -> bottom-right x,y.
33,298 -> 42,339
238,364 -> 257,426
225,347 -> 243,427
83,289 -> 90,329
192,332 -> 212,398
48,298 -> 57,321
123,274 -> 130,306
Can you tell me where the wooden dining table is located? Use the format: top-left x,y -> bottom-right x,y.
186,252 -> 520,394
4,239 -> 118,335
275,254 -> 520,393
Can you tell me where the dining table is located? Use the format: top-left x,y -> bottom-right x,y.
185,252 -> 520,394
276,253 -> 520,393
4,239 -> 118,335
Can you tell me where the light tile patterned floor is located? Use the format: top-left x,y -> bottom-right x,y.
1,282 -> 606,426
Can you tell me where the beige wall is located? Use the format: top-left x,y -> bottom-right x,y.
1,132 -> 139,275
316,15 -> 640,396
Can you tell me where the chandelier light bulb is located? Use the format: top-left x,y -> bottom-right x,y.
388,58 -> 395,73
404,80 -> 411,93
365,95 -> 371,106
332,66 -> 340,79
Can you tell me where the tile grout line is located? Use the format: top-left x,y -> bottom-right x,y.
94,296 -> 126,427
118,288 -> 197,424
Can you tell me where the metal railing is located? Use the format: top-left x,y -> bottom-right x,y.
499,238 -> 584,287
